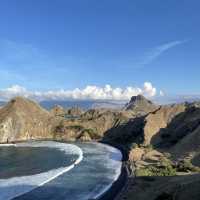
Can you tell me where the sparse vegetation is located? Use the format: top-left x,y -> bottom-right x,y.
130,143 -> 139,149
68,125 -> 84,131
145,144 -> 154,152
135,165 -> 176,177
83,128 -> 100,139
135,158 -> 176,177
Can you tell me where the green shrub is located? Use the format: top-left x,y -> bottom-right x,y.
145,144 -> 154,152
130,143 -> 139,149
68,125 -> 84,131
135,158 -> 176,177
135,164 -> 176,177
135,168 -> 153,176
163,152 -> 171,159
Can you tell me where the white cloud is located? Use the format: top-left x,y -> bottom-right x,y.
143,82 -> 157,97
159,90 -> 164,97
0,85 -> 29,100
0,82 -> 160,101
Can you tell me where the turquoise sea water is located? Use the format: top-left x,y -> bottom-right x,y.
0,141 -> 122,200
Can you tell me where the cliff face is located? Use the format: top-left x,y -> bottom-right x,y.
166,104 -> 200,160
142,102 -> 200,159
143,103 -> 187,145
103,103 -> 189,146
0,97 -> 57,143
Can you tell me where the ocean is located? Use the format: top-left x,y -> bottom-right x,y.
0,141 -> 122,200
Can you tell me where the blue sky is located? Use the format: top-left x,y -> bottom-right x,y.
0,0 -> 200,100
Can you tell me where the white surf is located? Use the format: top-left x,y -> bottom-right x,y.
0,141 -> 83,200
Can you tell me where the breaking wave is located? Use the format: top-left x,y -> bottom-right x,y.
0,141 -> 83,200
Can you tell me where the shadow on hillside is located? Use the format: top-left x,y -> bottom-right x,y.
101,105 -> 200,159
101,115 -> 146,160
151,105 -> 200,149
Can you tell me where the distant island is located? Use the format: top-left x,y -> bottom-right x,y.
0,95 -> 200,200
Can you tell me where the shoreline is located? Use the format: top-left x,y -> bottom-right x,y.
95,141 -> 130,200
95,162 -> 129,200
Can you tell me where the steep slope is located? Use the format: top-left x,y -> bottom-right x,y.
103,103 -> 189,151
0,97 -> 57,143
163,104 -> 200,160
116,174 -> 200,200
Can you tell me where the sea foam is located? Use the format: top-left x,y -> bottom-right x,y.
0,141 -> 83,200
82,142 -> 122,200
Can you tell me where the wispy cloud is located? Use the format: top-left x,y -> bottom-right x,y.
137,39 -> 188,67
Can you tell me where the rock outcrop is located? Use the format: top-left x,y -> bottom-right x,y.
54,109 -> 129,141
0,97 -> 57,143
66,106 -> 84,116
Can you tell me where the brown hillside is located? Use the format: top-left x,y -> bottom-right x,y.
0,97 -> 57,143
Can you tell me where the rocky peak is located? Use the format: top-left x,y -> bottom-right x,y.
130,95 -> 152,103
124,95 -> 158,115
6,96 -> 48,114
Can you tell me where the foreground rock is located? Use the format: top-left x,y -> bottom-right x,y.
116,174 -> 200,200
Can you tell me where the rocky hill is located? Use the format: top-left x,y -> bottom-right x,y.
54,108 -> 129,142
1,95 -> 200,200
0,97 -> 57,143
